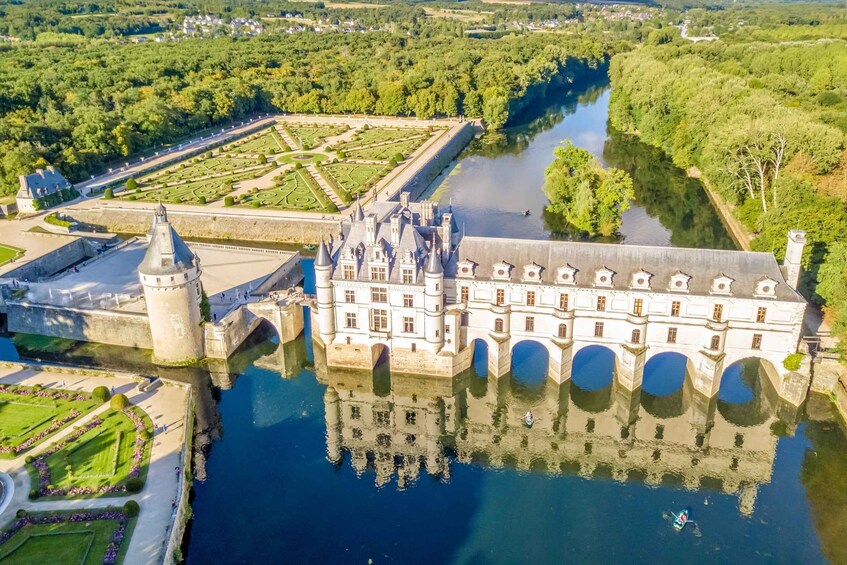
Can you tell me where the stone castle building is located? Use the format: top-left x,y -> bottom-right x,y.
313,194 -> 809,406
16,166 -> 73,213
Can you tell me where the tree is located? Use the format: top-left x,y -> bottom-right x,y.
543,141 -> 634,236
125,178 -> 138,191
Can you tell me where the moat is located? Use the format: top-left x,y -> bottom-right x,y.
3,78 -> 846,563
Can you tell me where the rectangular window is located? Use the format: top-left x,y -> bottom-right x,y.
345,313 -> 357,329
344,290 -> 355,303
671,301 -> 680,316
403,294 -> 414,308
371,309 -> 388,331
526,291 -> 536,306
343,265 -> 355,280
752,333 -> 762,350
402,269 -> 414,284
667,327 -> 677,344
375,410 -> 390,427
713,304 -> 723,322
461,286 -> 469,303
370,266 -> 387,281
631,329 -> 641,343
496,288 -> 505,306
756,307 -> 767,323
594,322 -> 604,338
525,317 -> 534,332
597,296 -> 606,312
559,293 -> 569,310
350,406 -> 361,420
405,411 -> 417,425
633,298 -> 643,316
403,317 -> 415,333
371,287 -> 387,303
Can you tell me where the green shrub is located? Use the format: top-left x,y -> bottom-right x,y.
110,394 -> 129,410
136,188 -> 142,194
103,188 -> 114,200
251,201 -> 261,208
362,124 -> 369,131
127,195 -> 137,201
44,213 -> 72,228
25,455 -> 33,464
326,201 -> 339,213
92,385 -> 110,402
28,490 -> 37,500
393,153 -> 404,162
33,384 -> 42,391
224,196 -> 234,207
258,154 -> 267,164
16,509 -> 27,518
123,500 -> 141,517
204,151 -> 212,159
337,150 -> 346,158
126,477 -> 144,493
198,196 -> 207,205
125,178 -> 138,191
388,159 -> 397,167
783,353 -> 804,371
295,163 -> 303,170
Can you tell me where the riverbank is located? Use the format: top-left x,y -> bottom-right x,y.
688,167 -> 752,252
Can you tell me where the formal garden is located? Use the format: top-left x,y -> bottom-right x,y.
0,384 -> 101,458
26,394 -> 154,499
111,119 -> 444,211
0,244 -> 24,267
0,505 -> 138,565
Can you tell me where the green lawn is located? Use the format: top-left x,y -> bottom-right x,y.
229,128 -> 289,155
0,509 -> 134,565
240,170 -> 332,211
0,386 -> 99,458
339,127 -> 428,151
320,162 -> 390,202
127,167 -> 275,204
346,137 -> 426,161
0,244 -> 24,266
28,407 -> 153,498
285,124 -> 349,150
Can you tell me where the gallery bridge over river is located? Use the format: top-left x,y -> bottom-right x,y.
313,198 -> 811,407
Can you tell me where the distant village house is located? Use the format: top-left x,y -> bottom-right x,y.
16,166 -> 76,213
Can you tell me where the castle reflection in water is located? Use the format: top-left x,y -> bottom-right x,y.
202,329 -> 798,518
317,352 -> 798,518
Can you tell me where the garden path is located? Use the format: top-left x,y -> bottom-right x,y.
274,126 -> 300,150
0,364 -> 189,565
306,164 -> 346,211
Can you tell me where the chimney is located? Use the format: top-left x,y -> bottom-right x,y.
390,214 -> 401,248
365,214 -> 376,246
783,230 -> 806,289
440,212 -> 452,254
400,192 -> 410,208
420,201 -> 435,226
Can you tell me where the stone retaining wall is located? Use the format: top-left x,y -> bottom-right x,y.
3,238 -> 91,281
7,302 -> 153,349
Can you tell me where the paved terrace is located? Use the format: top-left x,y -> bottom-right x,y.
0,363 -> 189,565
24,239 -> 299,319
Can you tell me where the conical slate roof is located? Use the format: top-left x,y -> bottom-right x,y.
425,248 -> 443,275
139,205 -> 196,276
315,239 -> 332,267
352,200 -> 365,222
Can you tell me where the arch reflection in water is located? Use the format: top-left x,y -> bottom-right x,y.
319,363 -> 799,516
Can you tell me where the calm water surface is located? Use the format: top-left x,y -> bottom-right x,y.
3,80 -> 846,564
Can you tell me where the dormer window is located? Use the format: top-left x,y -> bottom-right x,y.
711,274 -> 734,295
669,272 -> 691,292
754,277 -> 778,298
523,262 -> 543,282
595,267 -> 615,288
630,270 -> 652,290
493,261 -> 513,281
457,259 -> 477,279
556,265 -> 577,285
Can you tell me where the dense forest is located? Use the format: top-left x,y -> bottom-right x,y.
0,31 -> 617,194
608,19 -> 847,343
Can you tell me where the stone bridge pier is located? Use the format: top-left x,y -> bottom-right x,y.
204,298 -> 304,360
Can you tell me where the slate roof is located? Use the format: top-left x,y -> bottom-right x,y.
447,237 -> 803,302
17,167 -> 71,199
139,205 -> 197,276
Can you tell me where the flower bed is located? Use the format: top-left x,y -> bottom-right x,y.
27,407 -> 153,499
0,508 -> 134,565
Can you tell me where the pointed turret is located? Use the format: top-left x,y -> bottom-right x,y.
425,248 -> 443,274
352,199 -> 365,223
139,204 -> 196,276
315,239 -> 332,267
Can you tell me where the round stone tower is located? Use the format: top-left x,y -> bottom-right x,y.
424,248 -> 444,350
138,204 -> 205,365
314,239 -> 336,345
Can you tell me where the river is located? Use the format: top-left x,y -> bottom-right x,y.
4,78 -> 847,563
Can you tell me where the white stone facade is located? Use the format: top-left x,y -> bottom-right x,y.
314,196 -> 809,405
